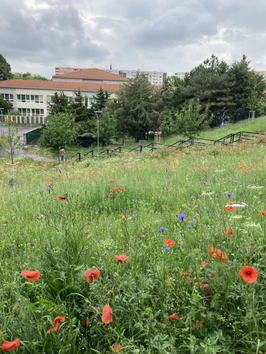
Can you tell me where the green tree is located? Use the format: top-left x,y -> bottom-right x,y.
159,111 -> 176,138
181,54 -> 233,127
111,89 -> 130,144
0,119 -> 22,164
0,54 -> 12,81
0,95 -> 13,114
91,87 -> 110,112
40,113 -> 78,151
68,90 -> 94,134
68,90 -> 91,122
12,72 -> 48,80
228,55 -> 266,122
175,99 -> 211,139
48,92 -> 69,115
115,73 -> 157,142
257,97 -> 266,116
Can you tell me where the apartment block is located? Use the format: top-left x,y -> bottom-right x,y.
55,67 -> 167,85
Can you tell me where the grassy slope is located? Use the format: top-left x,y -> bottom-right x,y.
24,116 -> 266,158
164,116 -> 266,145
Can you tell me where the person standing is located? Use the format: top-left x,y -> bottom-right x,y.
59,148 -> 65,162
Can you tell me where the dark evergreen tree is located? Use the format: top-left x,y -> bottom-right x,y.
228,55 -> 266,122
90,87 -> 110,112
0,54 -> 12,81
48,92 -> 69,115
182,54 -> 234,126
116,73 -> 157,141
68,90 -> 91,122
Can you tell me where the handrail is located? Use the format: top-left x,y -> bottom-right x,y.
72,130 -> 265,161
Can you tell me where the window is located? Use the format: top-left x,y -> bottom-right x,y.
17,94 -> 44,103
18,108 -> 44,116
1,93 -> 14,102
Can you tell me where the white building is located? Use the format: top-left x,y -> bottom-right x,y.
0,68 -> 126,117
0,80 -> 122,117
105,69 -> 167,86
173,72 -> 187,80
55,67 -> 167,86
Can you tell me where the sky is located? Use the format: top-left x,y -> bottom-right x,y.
1,0 -> 266,79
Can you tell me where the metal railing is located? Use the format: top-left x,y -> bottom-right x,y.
71,131 -> 266,161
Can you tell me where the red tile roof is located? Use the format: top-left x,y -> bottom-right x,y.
52,68 -> 128,82
0,79 -> 124,93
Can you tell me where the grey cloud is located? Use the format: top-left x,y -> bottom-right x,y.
0,1 -> 109,64
130,5 -> 217,49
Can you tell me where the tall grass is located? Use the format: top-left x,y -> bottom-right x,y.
0,140 -> 265,353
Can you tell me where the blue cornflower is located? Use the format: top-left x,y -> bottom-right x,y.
190,196 -> 195,200
187,225 -> 193,229
159,227 -> 166,233
177,214 -> 186,221
163,247 -> 170,252
226,193 -> 233,198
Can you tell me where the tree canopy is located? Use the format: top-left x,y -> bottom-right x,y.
12,72 -> 48,80
0,95 -> 13,114
0,54 -> 12,81
40,113 -> 78,151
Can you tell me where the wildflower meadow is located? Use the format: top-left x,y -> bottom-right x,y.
0,141 -> 266,353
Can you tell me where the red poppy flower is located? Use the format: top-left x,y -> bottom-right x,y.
208,246 -> 217,260
208,247 -> 228,262
225,201 -> 236,212
169,313 -> 179,320
48,316 -> 65,333
164,238 -> 175,248
200,261 -> 207,267
225,226 -> 234,238
58,196 -> 66,201
260,210 -> 266,216
239,266 -> 258,283
183,269 -> 191,275
109,179 -> 115,184
2,339 -> 20,352
199,283 -> 211,295
115,254 -> 128,262
216,249 -> 228,262
186,276 -> 193,283
21,270 -> 41,282
101,304 -> 113,324
84,269 -> 100,283
114,342 -> 120,353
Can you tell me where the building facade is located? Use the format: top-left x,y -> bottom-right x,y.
0,80 -> 122,117
173,72 -> 187,80
55,67 -> 167,85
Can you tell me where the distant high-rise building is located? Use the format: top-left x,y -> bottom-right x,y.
256,70 -> 266,80
55,67 -> 167,85
173,72 -> 187,80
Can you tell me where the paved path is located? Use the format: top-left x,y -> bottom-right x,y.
15,149 -> 55,161
0,149 -> 55,161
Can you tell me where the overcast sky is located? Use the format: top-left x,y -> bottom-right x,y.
1,0 -> 266,79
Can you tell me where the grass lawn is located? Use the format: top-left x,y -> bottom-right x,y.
0,135 -> 265,353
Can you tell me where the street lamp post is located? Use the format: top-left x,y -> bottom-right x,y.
94,111 -> 102,158
0,108 -> 4,124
